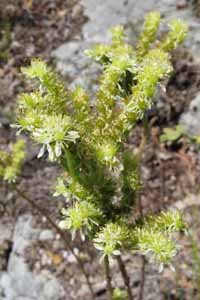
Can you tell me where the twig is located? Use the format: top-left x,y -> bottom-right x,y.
104,255 -> 113,300
12,184 -> 95,300
116,255 -> 133,300
138,255 -> 146,300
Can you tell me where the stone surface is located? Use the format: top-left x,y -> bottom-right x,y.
0,214 -> 66,300
81,0 -> 200,52
39,229 -> 54,241
0,222 -> 13,244
179,92 -> 200,136
52,0 -> 200,89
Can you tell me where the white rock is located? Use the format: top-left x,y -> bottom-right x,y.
52,0 -> 200,92
0,214 -> 65,300
39,229 -> 54,241
180,93 -> 200,136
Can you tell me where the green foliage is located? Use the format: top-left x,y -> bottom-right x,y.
147,211 -> 186,233
160,125 -> 186,143
137,12 -> 161,58
53,176 -> 70,198
161,19 -> 188,52
59,201 -> 102,237
160,124 -> 200,146
190,232 -> 200,293
131,211 -> 185,265
93,210 -> 185,264
94,223 -> 129,257
17,59 -> 76,161
113,288 -> 127,300
34,114 -> 79,161
124,48 -> 172,124
0,139 -> 25,182
14,12 -> 187,268
192,135 -> 200,145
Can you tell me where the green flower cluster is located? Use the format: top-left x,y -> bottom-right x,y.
17,60 -> 79,161
93,211 -> 185,264
94,223 -> 129,258
137,12 -> 161,58
59,201 -> 102,239
16,12 -> 187,266
0,140 -> 25,182
113,288 -> 127,300
132,211 -> 186,265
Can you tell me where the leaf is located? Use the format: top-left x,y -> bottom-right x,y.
192,135 -> 200,145
160,125 -> 186,143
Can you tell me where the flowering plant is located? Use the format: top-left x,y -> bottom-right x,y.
0,12 -> 187,300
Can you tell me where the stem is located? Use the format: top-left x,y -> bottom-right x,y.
138,256 -> 146,300
116,255 -> 133,300
12,184 -> 95,300
64,148 -> 79,180
137,116 -> 148,300
104,256 -> 113,300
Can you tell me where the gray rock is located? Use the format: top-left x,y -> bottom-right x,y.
52,0 -> 200,89
0,214 -> 66,300
0,222 -> 13,244
39,230 -> 54,241
81,0 -> 200,56
179,93 -> 200,136
52,41 -> 86,78
52,40 -> 100,93
11,214 -> 39,255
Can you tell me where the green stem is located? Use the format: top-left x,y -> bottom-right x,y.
104,256 -> 113,300
64,148 -> 79,180
137,116 -> 148,300
63,148 -> 89,187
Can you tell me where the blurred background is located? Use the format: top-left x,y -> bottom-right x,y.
1,0 -> 200,299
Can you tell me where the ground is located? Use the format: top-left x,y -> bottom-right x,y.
1,0 -> 200,299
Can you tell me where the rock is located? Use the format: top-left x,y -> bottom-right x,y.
0,214 -> 66,300
176,0 -> 189,10
0,258 -> 66,300
11,214 -> 39,256
52,41 -> 84,78
39,230 -> 54,241
62,250 -> 77,264
0,240 -> 12,272
52,0 -> 200,90
143,264 -> 162,300
52,41 -> 100,93
0,222 -> 13,244
179,92 -> 200,136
